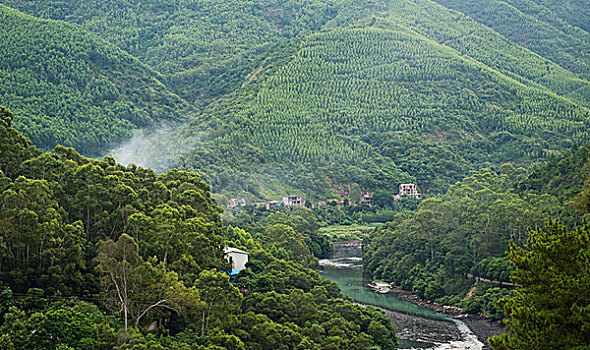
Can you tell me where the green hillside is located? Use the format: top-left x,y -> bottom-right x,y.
6,0 -> 589,106
0,5 -> 190,155
433,0 -> 590,81
1,0 -> 337,103
181,25 -> 590,197
361,0 -> 590,107
2,0 -> 590,199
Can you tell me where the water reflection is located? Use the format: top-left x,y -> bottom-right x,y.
318,248 -> 483,350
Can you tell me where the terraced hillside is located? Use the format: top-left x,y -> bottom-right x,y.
182,26 -> 590,197
0,5 -> 190,155
2,0 -> 589,198
433,0 -> 590,84
1,0 -> 338,103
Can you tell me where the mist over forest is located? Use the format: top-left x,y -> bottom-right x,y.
0,0 -> 589,349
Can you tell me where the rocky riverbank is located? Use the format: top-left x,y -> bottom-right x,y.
380,308 -> 461,347
388,286 -> 464,314
369,283 -> 505,349
462,316 -> 505,350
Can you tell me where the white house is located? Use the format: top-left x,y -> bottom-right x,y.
394,183 -> 421,202
282,195 -> 305,207
224,247 -> 249,271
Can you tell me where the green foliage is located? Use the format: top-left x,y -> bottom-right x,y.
433,0 -> 590,84
317,224 -> 377,241
0,5 -> 190,155
0,299 -> 119,350
235,257 -> 397,350
184,24 -> 590,198
0,106 -> 40,178
473,257 -> 514,282
489,221 -> 590,350
226,206 -> 332,265
363,164 -> 588,318
192,269 -> 242,336
2,0 -> 337,103
0,106 -> 396,349
94,234 -> 203,330
518,143 -> 590,201
462,284 -> 511,320
574,175 -> 590,213
3,0 -> 590,197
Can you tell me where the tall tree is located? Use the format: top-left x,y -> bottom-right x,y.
94,234 -> 199,329
573,176 -> 590,214
194,269 -> 242,336
489,221 -> 590,350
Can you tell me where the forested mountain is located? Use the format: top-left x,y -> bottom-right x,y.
182,24 -> 590,197
1,0 -> 338,103
363,142 -> 590,320
0,105 -> 396,349
433,0 -> 590,83
2,0 -> 590,199
0,5 -> 190,155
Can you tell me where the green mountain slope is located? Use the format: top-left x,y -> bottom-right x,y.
2,0 -> 590,198
1,0 -> 337,103
433,0 -> 590,81
181,26 -> 590,196
0,5 -> 190,155
358,0 -> 590,107
517,142 -> 590,201
6,0 -> 589,107
525,0 -> 590,33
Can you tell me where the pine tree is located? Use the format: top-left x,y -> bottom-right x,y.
489,221 -> 590,350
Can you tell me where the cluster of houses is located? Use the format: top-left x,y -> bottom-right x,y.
229,193 -> 374,210
222,184 -> 421,279
229,195 -> 307,210
229,183 -> 421,210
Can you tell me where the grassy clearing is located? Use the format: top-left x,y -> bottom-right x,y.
318,223 -> 381,241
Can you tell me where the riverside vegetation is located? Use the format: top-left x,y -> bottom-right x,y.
0,107 -> 396,349
362,143 -> 590,349
1,0 -> 590,348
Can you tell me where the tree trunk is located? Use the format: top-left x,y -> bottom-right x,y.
124,300 -> 128,330
201,307 -> 206,336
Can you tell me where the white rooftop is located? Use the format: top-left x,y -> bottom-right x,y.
224,247 -> 248,255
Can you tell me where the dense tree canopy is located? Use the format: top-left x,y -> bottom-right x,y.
489,221 -> 590,350
0,5 -> 191,155
363,148 -> 589,318
0,106 -> 396,349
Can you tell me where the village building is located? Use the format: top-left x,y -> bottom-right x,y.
229,198 -> 246,208
394,183 -> 421,202
268,201 -> 281,209
224,247 -> 249,273
360,192 -> 373,205
327,198 -> 345,209
283,195 -> 305,207
253,202 -> 268,209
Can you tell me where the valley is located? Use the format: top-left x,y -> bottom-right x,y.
0,0 -> 589,349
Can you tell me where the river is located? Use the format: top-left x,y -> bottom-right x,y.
318,246 -> 484,349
